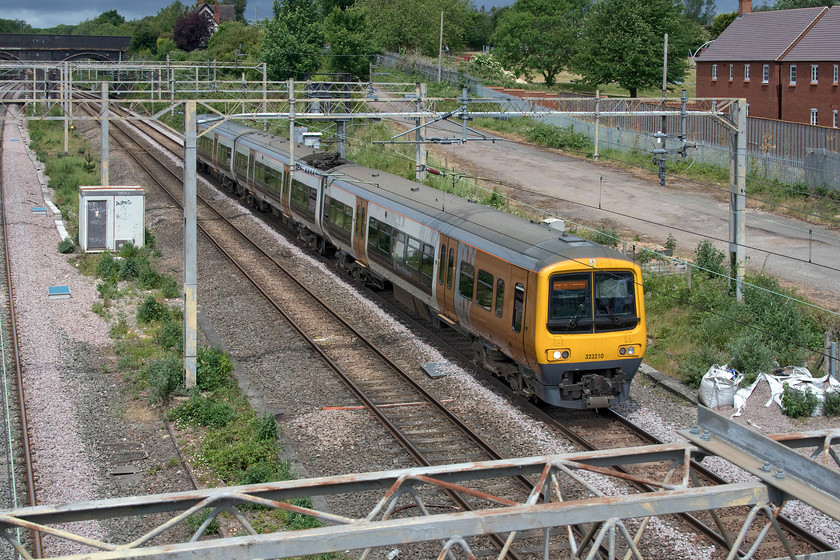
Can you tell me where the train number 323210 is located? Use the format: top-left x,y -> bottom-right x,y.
585,353 -> 605,360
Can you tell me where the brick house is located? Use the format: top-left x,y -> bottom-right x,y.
695,0 -> 839,127
196,1 -> 236,31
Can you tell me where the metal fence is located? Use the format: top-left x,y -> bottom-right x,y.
380,53 -> 840,190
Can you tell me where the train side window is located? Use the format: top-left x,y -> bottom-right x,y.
420,244 -> 434,279
368,217 -> 380,249
495,278 -> 505,318
476,269 -> 493,310
438,245 -> 446,285
512,283 -> 524,333
391,231 -> 406,262
446,248 -> 455,289
406,237 -> 421,269
458,261 -> 475,300
379,223 -> 392,254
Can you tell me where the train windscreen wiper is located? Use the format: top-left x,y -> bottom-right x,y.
597,297 -> 622,326
568,297 -> 590,328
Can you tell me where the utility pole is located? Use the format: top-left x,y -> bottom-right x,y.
729,99 -> 747,302
658,33 -> 668,186
100,81 -> 109,186
183,101 -> 197,389
437,11 -> 443,83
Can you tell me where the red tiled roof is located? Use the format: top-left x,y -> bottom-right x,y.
697,6 -> 826,62
782,6 -> 840,61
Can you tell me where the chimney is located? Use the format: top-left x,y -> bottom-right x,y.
214,0 -> 221,23
739,0 -> 752,15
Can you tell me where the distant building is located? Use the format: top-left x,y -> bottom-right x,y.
196,1 -> 237,31
696,0 -> 839,128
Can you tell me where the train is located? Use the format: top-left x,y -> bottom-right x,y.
195,118 -> 646,409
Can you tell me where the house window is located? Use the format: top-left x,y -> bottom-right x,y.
834,110 -> 838,128
744,64 -> 750,81
712,64 -> 718,80
762,64 -> 770,83
729,64 -> 734,81
810,108 -> 818,126
811,64 -> 818,83
790,65 -> 797,85
834,64 -> 838,84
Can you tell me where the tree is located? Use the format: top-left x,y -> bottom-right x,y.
353,0 -> 473,57
259,0 -> 324,80
206,21 -> 263,63
573,0 -> 706,97
710,11 -> 738,38
683,0 -> 715,25
0,19 -> 32,33
225,0 -> 247,21
323,6 -> 380,79
490,0 -> 589,86
173,11 -> 214,52
131,21 -> 160,55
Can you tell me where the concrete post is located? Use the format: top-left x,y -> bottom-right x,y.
63,61 -> 69,155
100,81 -> 109,186
183,101 -> 198,389
415,82 -> 427,182
729,99 -> 747,301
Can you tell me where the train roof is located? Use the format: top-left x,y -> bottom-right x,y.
332,163 -> 627,272
199,118 -> 631,272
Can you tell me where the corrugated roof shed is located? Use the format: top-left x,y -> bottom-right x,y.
697,6 -> 826,62
783,6 -> 840,61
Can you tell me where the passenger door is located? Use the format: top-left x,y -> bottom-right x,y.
505,267 -> 531,367
352,199 -> 368,264
435,234 -> 458,324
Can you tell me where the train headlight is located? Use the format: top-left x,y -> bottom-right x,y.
547,349 -> 571,362
626,346 -> 635,355
619,345 -> 639,357
619,347 -> 626,356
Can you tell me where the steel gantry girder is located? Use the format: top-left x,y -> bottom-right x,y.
0,409 -> 838,560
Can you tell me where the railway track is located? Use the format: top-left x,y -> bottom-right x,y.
73,92 -> 835,558
369,286 -> 835,559
75,101 -> 587,558
0,86 -> 40,557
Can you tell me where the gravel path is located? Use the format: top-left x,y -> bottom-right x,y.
1,106 -> 837,558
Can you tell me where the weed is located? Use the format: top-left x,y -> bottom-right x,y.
137,295 -> 168,324
159,276 -> 181,299
824,391 -> 840,417
197,346 -> 234,391
694,240 -> 725,278
156,320 -> 183,352
184,509 -> 220,536
781,383 -> 818,418
725,334 -> 775,386
57,237 -> 75,254
255,412 -> 277,442
168,391 -> 236,428
591,225 -> 619,248
283,497 -> 321,530
144,355 -> 184,404
91,301 -> 109,319
109,313 -> 129,339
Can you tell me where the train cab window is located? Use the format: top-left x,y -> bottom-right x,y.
458,261 -> 475,300
512,283 -> 524,333
593,272 -> 637,332
547,273 -> 591,333
495,278 -> 505,318
476,269 -> 493,310
438,245 -> 447,285
446,248 -> 455,289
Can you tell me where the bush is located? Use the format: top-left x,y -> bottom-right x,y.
283,497 -> 321,530
168,392 -> 236,428
197,346 -> 234,391
781,383 -> 818,418
57,237 -> 75,253
144,355 -> 184,404
137,295 -> 168,324
677,345 -> 727,388
725,334 -> 776,386
694,240 -> 726,278
156,320 -> 183,351
824,391 -> 840,417
159,276 -> 181,299
239,460 -> 283,485
255,412 -> 277,442
592,225 -> 619,248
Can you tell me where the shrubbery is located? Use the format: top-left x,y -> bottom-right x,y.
781,384 -> 818,418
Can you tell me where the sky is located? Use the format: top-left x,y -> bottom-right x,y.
9,0 -> 741,31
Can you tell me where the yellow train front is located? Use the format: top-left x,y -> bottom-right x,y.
529,255 -> 646,409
